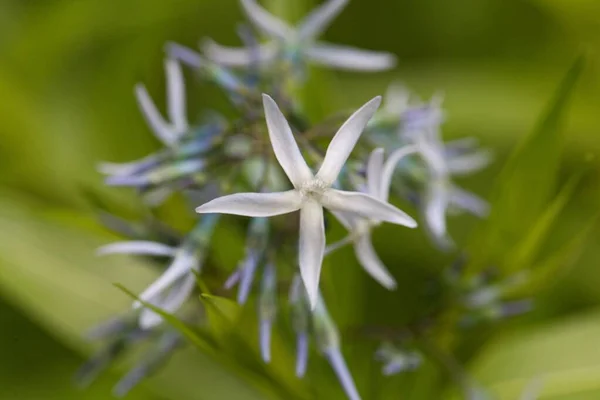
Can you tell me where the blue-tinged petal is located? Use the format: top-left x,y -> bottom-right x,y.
366,148 -> 384,199
135,83 -> 177,146
353,232 -> 397,289
306,43 -> 396,72
380,145 -> 419,201
165,59 -> 188,135
295,332 -> 309,377
97,241 -> 176,257
240,0 -> 294,40
324,348 -> 361,400
297,0 -> 349,40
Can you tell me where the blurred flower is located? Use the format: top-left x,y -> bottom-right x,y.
374,342 -> 422,376
328,145 -> 418,288
398,94 -> 491,248
196,94 -> 416,307
98,215 -> 219,329
203,0 -> 396,72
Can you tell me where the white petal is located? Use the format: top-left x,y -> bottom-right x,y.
449,185 -> 489,217
316,97 -> 382,184
202,38 -> 276,67
354,233 -> 396,289
306,42 -> 396,71
139,273 -> 196,329
383,82 -> 410,116
299,199 -> 325,309
262,94 -> 314,187
195,190 -> 302,217
97,241 -> 176,257
97,154 -> 158,177
133,250 -> 197,309
165,59 -> 188,135
135,83 -> 177,146
380,145 -> 419,200
165,42 -> 205,68
366,148 -> 384,199
298,0 -> 349,40
240,0 -> 293,40
322,189 -> 417,228
425,182 -> 449,240
446,150 -> 492,175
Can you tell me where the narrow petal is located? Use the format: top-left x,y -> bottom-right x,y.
240,0 -> 293,40
324,348 -> 362,400
135,84 -> 177,146
195,190 -> 302,217
139,273 -> 196,329
380,145 -> 419,200
97,154 -> 160,177
237,253 -> 260,304
443,137 -> 480,157
224,269 -> 242,289
354,233 -> 397,289
298,0 -> 349,40
449,185 -> 489,217
366,148 -> 384,199
383,82 -> 410,116
299,199 -> 325,309
316,97 -> 382,184
259,318 -> 273,363
165,42 -> 204,68
202,38 -> 275,67
322,189 -> 417,228
306,43 -> 396,71
262,94 -> 313,187
133,250 -> 197,309
165,59 -> 188,135
97,241 -> 176,257
296,332 -> 309,377
446,150 -> 492,175
424,182 -> 450,243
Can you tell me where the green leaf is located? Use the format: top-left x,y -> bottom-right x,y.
470,309 -> 600,399
468,55 -> 586,272
200,292 -> 243,341
0,191 -> 265,400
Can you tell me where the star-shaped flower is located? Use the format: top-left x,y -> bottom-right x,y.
203,0 -> 396,72
196,94 -> 416,307
329,145 -> 418,288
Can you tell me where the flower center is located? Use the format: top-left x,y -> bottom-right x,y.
299,178 -> 328,200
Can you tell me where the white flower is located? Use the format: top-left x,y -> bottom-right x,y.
135,59 -> 189,146
98,241 -> 200,329
329,146 -> 418,288
400,95 -> 491,248
203,0 -> 396,72
196,94 -> 416,308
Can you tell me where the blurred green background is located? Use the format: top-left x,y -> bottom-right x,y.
0,0 -> 599,399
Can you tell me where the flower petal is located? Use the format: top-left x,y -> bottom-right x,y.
449,185 -> 489,217
133,250 -> 197,309
97,241 -> 176,257
446,150 -> 492,175
165,59 -> 188,135
354,233 -> 396,289
316,96 -> 382,184
424,181 -> 451,246
324,348 -> 362,400
366,148 -> 384,198
322,189 -> 417,228
195,190 -> 302,217
240,0 -> 293,40
299,199 -> 325,309
295,332 -> 309,378
380,145 -> 419,200
306,42 -> 396,71
383,82 -> 410,116
298,0 -> 349,40
135,83 -> 177,146
202,38 -> 276,67
259,318 -> 273,363
165,42 -> 205,68
139,273 -> 196,329
262,94 -> 314,187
